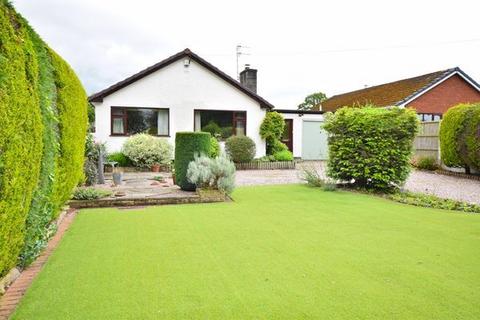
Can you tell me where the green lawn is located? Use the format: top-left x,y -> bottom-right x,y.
12,185 -> 480,319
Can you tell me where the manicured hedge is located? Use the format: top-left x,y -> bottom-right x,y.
0,1 -> 87,276
439,104 -> 471,167
323,106 -> 419,190
461,105 -> 480,170
175,132 -> 211,191
440,103 -> 480,171
49,49 -> 88,212
18,27 -> 60,267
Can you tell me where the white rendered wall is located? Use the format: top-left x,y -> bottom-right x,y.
280,113 -> 324,158
93,59 -> 268,157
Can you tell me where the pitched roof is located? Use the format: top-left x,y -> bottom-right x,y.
89,48 -> 274,109
319,67 -> 480,112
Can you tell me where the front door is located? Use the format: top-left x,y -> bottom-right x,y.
281,119 -> 293,153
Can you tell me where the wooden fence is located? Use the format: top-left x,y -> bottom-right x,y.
413,121 -> 440,161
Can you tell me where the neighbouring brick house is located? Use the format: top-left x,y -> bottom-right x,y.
318,67 -> 480,121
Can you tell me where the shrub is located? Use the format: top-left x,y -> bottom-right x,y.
255,155 -> 276,162
122,133 -> 172,168
413,156 -> 438,171
387,191 -> 480,214
323,106 -> 419,191
209,137 -> 220,158
273,150 -> 294,161
225,136 -> 256,163
107,151 -> 132,167
201,121 -> 222,137
72,187 -> 112,200
458,104 -> 480,171
439,104 -> 472,167
175,132 -> 211,190
83,133 -> 106,186
187,153 -> 236,194
260,111 -> 285,154
271,140 -> 288,154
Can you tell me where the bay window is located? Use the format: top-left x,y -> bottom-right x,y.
111,107 -> 169,136
194,110 -> 246,139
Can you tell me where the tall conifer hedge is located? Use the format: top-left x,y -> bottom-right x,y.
0,1 -> 87,276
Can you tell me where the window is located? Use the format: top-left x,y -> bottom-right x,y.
194,110 -> 246,139
111,107 -> 169,136
417,113 -> 442,122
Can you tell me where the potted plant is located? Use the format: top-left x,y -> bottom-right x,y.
151,163 -> 161,172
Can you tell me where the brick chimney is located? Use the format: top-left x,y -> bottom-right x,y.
239,65 -> 257,93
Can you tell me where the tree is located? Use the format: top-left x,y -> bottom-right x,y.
297,92 -> 327,111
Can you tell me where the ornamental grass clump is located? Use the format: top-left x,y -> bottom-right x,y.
122,133 -> 172,168
187,153 -> 236,194
323,106 -> 419,191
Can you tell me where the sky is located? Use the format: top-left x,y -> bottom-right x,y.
12,0 -> 480,108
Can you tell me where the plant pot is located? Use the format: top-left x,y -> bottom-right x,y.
151,164 -> 160,172
112,172 -> 123,186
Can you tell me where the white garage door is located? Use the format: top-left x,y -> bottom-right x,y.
302,120 -> 328,160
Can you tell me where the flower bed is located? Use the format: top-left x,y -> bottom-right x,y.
235,161 -> 296,170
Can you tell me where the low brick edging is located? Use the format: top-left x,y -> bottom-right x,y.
0,208 -> 78,320
69,193 -> 228,209
235,161 -> 296,170
434,169 -> 480,181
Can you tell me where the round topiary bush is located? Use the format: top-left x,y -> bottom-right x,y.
175,132 -> 211,190
225,136 -> 256,163
122,133 -> 173,168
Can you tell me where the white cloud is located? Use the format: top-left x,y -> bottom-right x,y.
12,0 -> 480,108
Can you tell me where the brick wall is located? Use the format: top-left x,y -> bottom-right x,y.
407,74 -> 480,114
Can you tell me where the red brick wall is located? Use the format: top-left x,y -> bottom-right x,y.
406,74 -> 480,114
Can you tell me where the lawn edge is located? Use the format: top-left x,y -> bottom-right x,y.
0,208 -> 78,320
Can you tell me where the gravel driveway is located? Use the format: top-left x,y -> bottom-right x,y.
235,161 -> 480,205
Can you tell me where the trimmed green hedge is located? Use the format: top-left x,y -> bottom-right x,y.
439,104 -> 471,167
50,49 -> 88,212
323,106 -> 419,190
0,1 -> 87,276
440,103 -> 480,171
175,132 -> 211,191
461,105 -> 480,170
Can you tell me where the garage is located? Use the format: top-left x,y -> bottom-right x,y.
276,110 -> 328,160
301,120 -> 328,160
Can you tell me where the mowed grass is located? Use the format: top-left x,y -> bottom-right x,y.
12,185 -> 480,319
